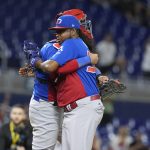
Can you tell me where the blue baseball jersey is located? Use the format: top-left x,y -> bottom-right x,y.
33,41 -> 57,101
51,38 -> 99,106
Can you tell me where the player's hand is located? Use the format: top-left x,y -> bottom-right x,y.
113,79 -> 120,84
19,64 -> 35,77
98,75 -> 109,85
88,52 -> 99,65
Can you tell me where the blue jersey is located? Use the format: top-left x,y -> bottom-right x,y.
51,38 -> 99,106
33,42 -> 58,101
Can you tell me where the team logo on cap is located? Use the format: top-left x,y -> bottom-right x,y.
57,19 -> 62,24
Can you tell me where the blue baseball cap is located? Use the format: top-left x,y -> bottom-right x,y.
48,15 -> 80,30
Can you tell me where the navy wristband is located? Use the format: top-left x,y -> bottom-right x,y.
30,57 -> 41,67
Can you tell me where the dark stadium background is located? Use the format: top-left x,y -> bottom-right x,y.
0,0 -> 150,149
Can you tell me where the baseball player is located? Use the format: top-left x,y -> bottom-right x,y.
19,42 -> 97,150
30,15 -> 105,150
24,41 -> 62,150
19,10 -> 100,150
49,10 -> 111,150
20,9 -> 110,150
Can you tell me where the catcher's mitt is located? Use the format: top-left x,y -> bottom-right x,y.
99,80 -> 126,101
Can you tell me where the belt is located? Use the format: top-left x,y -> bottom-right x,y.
64,94 -> 101,112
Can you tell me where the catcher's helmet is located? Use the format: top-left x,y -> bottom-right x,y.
56,9 -> 86,21
56,9 -> 93,39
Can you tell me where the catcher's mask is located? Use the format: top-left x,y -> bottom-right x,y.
23,40 -> 39,53
23,40 -> 40,60
55,9 -> 93,39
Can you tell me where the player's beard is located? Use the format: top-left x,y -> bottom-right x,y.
56,38 -> 61,44
56,30 -> 72,44
56,35 -> 62,44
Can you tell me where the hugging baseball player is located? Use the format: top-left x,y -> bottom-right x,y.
28,15 -> 104,150
19,9 -> 101,150
19,9 -> 126,150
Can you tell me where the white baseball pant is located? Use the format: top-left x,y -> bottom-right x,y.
62,95 -> 104,150
29,96 -> 63,150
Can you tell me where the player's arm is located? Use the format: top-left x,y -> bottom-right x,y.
28,40 -> 99,73
23,53 -> 97,75
34,42 -> 73,72
35,59 -> 58,73
58,52 -> 98,74
34,41 -> 77,72
36,52 -> 98,73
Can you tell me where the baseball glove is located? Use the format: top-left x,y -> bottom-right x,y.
99,80 -> 126,101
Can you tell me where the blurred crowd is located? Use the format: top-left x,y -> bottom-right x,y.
91,0 -> 150,78
96,99 -> 150,150
112,0 -> 150,28
0,93 -> 32,150
95,32 -> 126,76
102,125 -> 150,150
95,32 -> 150,79
0,0 -> 150,149
0,0 -> 150,79
92,0 -> 150,27
0,93 -> 150,150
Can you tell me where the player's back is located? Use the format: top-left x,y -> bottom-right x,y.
33,42 -> 58,101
